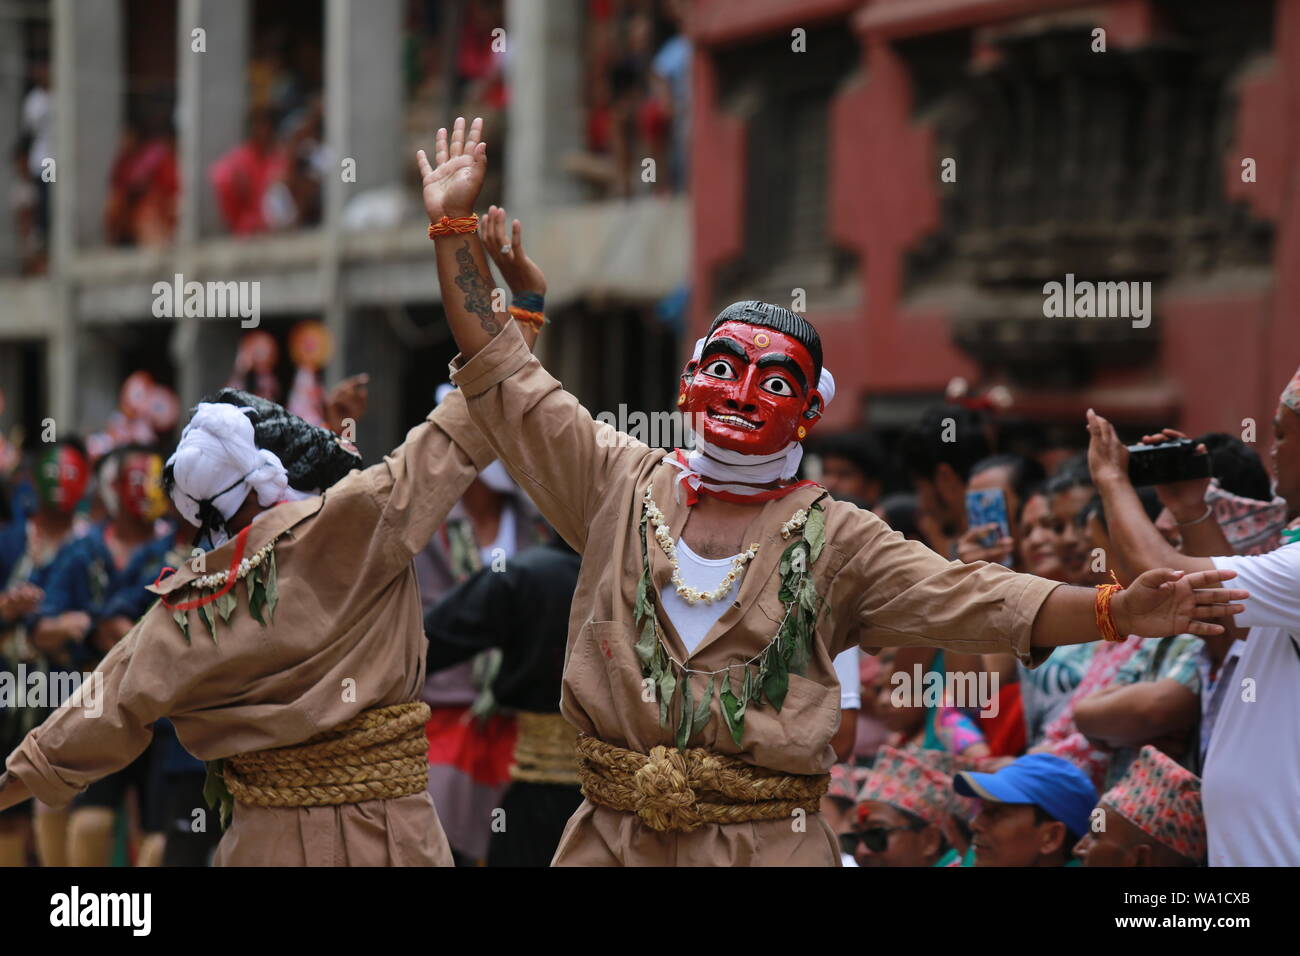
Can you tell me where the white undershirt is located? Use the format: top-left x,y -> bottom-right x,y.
660,538 -> 860,709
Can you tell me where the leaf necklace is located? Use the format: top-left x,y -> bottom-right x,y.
634,484 -> 828,750
162,527 -> 285,643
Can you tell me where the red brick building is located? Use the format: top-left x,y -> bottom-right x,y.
686,0 -> 1300,442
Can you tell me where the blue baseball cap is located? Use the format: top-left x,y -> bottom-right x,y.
954,753 -> 1098,838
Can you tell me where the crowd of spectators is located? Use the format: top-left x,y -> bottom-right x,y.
811,371 -> 1300,867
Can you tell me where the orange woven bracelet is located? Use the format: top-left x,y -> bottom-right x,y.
428,214 -> 479,238
509,306 -> 546,331
1094,570 -> 1125,643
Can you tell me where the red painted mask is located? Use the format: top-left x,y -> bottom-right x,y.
35,445 -> 89,513
116,453 -> 168,522
680,321 -> 823,455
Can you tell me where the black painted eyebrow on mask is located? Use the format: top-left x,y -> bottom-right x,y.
755,353 -> 807,392
700,336 -> 749,366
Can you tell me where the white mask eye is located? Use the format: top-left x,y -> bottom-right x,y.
760,374 -> 795,397
703,358 -> 736,380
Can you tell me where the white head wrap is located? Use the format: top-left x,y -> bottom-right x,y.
674,336 -> 836,497
166,402 -> 291,545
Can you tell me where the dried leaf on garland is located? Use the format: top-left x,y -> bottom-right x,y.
197,602 -> 217,643
263,551 -> 279,622
215,588 -> 237,623
676,673 -> 694,750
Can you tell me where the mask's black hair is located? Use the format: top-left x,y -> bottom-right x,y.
161,389 -> 362,504
705,301 -> 823,385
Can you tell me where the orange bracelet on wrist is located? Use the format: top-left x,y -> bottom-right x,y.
1094,570 -> 1125,642
508,306 -> 546,332
428,214 -> 479,238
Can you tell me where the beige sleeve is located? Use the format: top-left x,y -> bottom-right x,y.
831,510 -> 1061,665
449,320 -> 660,550
5,615 -> 186,806
359,386 -> 499,564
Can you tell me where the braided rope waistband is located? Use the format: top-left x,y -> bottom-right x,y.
511,711 -> 581,786
224,702 -> 431,809
576,735 -> 829,833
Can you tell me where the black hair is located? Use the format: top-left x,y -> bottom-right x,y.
1194,432 -> 1272,502
874,492 -> 922,541
1044,455 -> 1093,497
706,300 -> 823,385
898,404 -> 991,483
162,389 -> 361,503
209,388 -> 361,492
1084,487 -> 1162,533
812,431 -> 886,481
1032,804 -> 1082,842
971,453 -> 1046,505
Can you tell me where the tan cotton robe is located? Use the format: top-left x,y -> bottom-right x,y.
450,322 -> 1062,866
5,392 -> 495,866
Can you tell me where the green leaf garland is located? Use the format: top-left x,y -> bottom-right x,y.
634,489 -> 827,751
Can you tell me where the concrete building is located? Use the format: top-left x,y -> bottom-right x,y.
0,0 -> 689,463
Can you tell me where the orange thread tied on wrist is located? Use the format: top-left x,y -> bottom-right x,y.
1094,570 -> 1125,643
428,214 -> 479,238
509,306 -> 546,332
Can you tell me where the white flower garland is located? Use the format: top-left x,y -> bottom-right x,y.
641,486 -> 809,606
191,539 -> 276,591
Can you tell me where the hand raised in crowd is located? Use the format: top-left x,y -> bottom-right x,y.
417,116 -> 487,223
1139,427 -> 1212,521
1085,408 -> 1129,486
481,206 -> 546,296
325,373 -> 369,436
1111,567 -> 1246,638
957,522 -> 1013,565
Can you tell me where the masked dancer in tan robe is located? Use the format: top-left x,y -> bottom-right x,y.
0,332 -> 538,865
416,117 -> 1249,866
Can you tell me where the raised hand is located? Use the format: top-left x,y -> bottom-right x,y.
325,373 -> 369,436
417,116 -> 487,222
481,205 -> 547,296
1086,408 -> 1129,486
1113,567 -> 1248,638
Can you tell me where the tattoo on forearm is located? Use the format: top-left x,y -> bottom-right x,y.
454,241 -> 501,335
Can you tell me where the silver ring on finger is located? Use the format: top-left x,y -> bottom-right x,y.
500,244 -> 512,255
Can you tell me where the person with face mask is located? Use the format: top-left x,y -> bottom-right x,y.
0,438 -> 91,867
418,117 -> 1248,866
0,329 -> 544,865
31,445 -> 175,867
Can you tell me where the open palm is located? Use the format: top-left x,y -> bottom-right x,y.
417,116 -> 487,222
1118,567 -> 1247,638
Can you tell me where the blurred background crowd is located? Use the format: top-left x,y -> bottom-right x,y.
1,0 -> 1299,866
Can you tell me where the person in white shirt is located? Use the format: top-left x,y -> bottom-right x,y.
1086,364 -> 1300,865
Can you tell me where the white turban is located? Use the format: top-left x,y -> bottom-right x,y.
167,402 -> 290,540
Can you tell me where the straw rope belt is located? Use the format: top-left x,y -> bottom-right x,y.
223,702 -> 431,808
511,711 -> 581,786
576,735 -> 830,833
